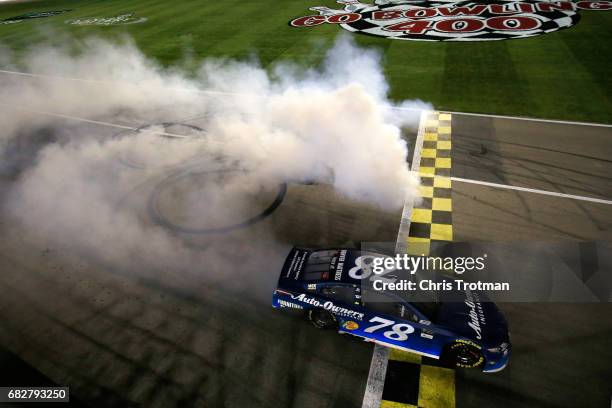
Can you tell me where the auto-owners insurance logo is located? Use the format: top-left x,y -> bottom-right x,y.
289,0 -> 611,41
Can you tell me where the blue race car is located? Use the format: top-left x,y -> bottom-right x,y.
272,247 -> 510,372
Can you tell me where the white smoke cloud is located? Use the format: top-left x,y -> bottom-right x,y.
0,35 -> 429,298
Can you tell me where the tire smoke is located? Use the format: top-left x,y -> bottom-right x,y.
0,35 -> 430,299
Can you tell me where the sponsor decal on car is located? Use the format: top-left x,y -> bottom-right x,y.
343,320 -> 360,330
421,331 -> 434,339
455,338 -> 482,350
289,0 -> 611,41
365,316 -> 415,341
65,12 -> 147,26
334,249 -> 348,281
0,10 -> 72,25
451,339 -> 485,367
286,250 -> 307,280
278,300 -> 303,309
465,290 -> 485,340
291,293 -> 365,320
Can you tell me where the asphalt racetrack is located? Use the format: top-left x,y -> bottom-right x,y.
0,112 -> 611,407
0,113 -> 402,407
449,115 -> 612,407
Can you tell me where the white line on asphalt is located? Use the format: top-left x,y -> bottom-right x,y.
361,111 -> 428,408
5,98 -> 609,208
0,69 -> 106,83
440,109 -> 612,128
361,345 -> 390,408
451,176 -> 612,205
1,68 -> 611,128
0,104 -> 191,139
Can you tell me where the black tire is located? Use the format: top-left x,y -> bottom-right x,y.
308,309 -> 337,329
443,341 -> 485,369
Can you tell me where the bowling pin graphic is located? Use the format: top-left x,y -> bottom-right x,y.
336,0 -> 372,12
309,6 -> 346,15
374,0 -> 416,5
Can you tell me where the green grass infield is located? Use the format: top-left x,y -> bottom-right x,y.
0,0 -> 610,123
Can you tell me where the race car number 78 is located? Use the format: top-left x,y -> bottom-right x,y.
363,316 -> 414,341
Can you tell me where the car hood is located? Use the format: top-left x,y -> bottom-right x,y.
436,290 -> 508,346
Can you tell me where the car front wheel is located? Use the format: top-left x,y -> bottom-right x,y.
444,341 -> 485,369
308,309 -> 337,329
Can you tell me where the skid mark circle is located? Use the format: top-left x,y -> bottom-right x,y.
148,168 -> 287,234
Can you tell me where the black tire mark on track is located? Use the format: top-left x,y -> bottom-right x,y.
455,141 -> 610,230
148,168 -> 287,235
454,189 -> 590,240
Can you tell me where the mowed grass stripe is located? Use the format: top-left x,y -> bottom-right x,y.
440,41 -> 530,117
0,0 -> 80,47
264,26 -> 340,69
126,0 -> 232,63
507,27 -> 611,123
192,2 -> 303,59
354,33 -> 395,60
127,0 -> 228,43
559,13 -> 612,109
137,0 -> 271,64
0,0 -> 151,59
385,41 -> 446,104
277,0 -> 354,66
1,0 -> 611,123
59,0 -> 177,43
244,8 -> 344,68
0,0 -> 156,49
0,21 -> 68,53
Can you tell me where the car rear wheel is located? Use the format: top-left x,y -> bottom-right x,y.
444,341 -> 485,369
308,309 -> 337,329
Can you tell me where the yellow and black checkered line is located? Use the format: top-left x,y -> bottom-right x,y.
380,112 -> 454,408
380,350 -> 455,408
408,112 -> 453,256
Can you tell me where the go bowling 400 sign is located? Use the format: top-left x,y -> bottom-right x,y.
290,0 -> 611,41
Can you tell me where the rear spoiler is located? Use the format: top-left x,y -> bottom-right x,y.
279,247 -> 311,282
